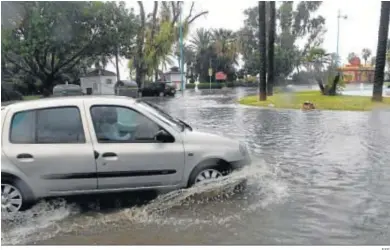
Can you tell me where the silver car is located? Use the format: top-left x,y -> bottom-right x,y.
1,96 -> 251,213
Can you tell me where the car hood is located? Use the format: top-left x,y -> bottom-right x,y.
181,129 -> 239,148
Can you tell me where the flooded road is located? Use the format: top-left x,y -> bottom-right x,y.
2,87 -> 390,245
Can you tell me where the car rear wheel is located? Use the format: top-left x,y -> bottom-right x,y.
1,182 -> 25,214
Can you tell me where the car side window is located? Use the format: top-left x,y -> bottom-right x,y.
10,106 -> 85,144
90,105 -> 161,143
10,110 -> 36,143
36,107 -> 85,143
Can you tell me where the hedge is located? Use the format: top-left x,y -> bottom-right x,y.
186,81 -> 258,89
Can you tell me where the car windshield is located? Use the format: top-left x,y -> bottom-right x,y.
136,100 -> 185,131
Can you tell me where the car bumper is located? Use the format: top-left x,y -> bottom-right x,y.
230,156 -> 252,170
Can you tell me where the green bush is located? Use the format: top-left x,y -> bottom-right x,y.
186,80 -> 259,90
197,82 -> 223,89
246,76 -> 258,84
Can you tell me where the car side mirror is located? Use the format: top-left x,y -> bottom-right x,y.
155,130 -> 174,143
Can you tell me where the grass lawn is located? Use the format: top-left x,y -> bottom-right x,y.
239,90 -> 390,111
23,95 -> 42,100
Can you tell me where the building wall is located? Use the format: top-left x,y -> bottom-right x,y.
80,76 -> 117,95
99,76 -> 117,95
170,73 -> 183,90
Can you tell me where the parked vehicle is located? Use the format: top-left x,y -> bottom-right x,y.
139,81 -> 176,97
115,80 -> 139,98
1,96 -> 250,213
52,84 -> 83,97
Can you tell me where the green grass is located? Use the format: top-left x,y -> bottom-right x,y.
23,95 -> 42,100
239,90 -> 390,111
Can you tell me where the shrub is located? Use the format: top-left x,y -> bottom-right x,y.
197,82 -> 223,89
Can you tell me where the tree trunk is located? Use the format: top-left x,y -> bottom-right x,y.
258,1 -> 267,101
372,1 -> 390,102
136,1 -> 146,89
155,68 -> 159,81
115,48 -> 120,82
266,1 -> 275,96
42,75 -> 55,97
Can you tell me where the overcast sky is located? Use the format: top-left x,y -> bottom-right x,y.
106,0 -> 384,79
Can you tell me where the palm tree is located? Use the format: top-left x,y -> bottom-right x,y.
361,48 -> 372,65
267,1 -> 276,96
211,28 -> 239,73
190,28 -> 212,82
372,1 -> 390,102
190,28 -> 212,54
258,1 -> 267,101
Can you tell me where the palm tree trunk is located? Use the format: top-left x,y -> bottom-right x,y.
258,1 -> 267,101
267,1 -> 275,96
372,1 -> 390,102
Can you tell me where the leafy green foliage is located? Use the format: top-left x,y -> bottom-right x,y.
188,28 -> 239,82
1,1 -> 139,93
239,1 -> 326,78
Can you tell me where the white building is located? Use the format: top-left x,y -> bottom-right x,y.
80,69 -> 117,95
163,67 -> 186,90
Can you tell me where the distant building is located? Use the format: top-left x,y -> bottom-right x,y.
163,67 -> 186,90
338,57 -> 375,83
80,69 -> 117,95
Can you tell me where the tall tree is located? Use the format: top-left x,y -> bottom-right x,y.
372,1 -> 390,102
347,52 -> 359,64
258,1 -> 267,101
1,1 -> 137,94
134,1 -> 208,88
361,48 -> 372,66
239,2 -> 326,79
266,1 -> 276,96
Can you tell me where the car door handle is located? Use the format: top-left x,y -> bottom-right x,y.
17,153 -> 33,159
102,152 -> 117,157
101,152 -> 118,161
16,153 -> 34,162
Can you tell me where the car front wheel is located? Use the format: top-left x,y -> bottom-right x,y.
188,166 -> 224,187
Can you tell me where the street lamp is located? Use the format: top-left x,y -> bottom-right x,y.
336,9 -> 347,66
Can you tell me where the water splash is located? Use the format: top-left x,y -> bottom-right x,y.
1,158 -> 288,245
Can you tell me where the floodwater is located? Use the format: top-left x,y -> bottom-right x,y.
2,87 -> 390,245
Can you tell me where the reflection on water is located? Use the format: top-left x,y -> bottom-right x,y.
2,87 -> 390,245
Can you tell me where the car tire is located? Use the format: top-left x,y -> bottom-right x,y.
1,177 -> 33,214
187,165 -> 226,187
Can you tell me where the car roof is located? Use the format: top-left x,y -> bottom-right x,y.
2,95 -> 137,111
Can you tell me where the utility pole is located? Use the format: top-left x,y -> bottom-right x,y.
336,9 -> 347,67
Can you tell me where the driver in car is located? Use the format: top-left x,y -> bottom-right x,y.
92,107 -> 131,141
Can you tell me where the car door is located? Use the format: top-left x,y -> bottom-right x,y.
84,101 -> 185,190
2,102 -> 98,194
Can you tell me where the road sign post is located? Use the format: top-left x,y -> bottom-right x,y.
208,68 -> 212,90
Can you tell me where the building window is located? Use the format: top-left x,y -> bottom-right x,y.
106,79 -> 113,85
